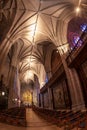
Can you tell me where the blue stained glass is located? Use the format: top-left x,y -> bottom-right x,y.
45,76 -> 48,83
80,24 -> 87,32
73,36 -> 80,45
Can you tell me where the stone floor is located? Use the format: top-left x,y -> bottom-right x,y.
0,108 -> 60,130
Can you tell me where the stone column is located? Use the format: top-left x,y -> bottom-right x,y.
0,39 -> 11,76
8,66 -> 16,108
37,87 -> 40,107
16,70 -> 21,107
48,87 -> 53,109
33,75 -> 40,107
33,87 -> 38,106
47,71 -> 52,80
40,94 -> 44,108
8,66 -> 20,108
61,54 -> 85,110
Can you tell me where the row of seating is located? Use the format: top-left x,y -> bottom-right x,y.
1,107 -> 26,118
0,107 -> 27,126
32,106 -> 87,130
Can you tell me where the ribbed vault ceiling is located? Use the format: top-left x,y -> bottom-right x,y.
0,0 -> 87,85
1,0 -> 87,45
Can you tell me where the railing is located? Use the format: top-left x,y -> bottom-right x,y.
66,31 -> 87,66
40,63 -> 64,93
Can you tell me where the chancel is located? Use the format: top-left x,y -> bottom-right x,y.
0,0 -> 87,130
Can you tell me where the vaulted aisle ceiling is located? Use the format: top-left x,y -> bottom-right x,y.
0,0 -> 87,85
1,0 -> 87,46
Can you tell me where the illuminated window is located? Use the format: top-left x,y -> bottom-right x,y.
80,24 -> 87,32
45,76 -> 48,83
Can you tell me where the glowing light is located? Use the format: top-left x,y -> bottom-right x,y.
15,98 -> 17,101
2,92 -> 5,96
56,50 -> 58,53
18,100 -> 21,103
75,7 -> 80,13
71,47 -> 73,50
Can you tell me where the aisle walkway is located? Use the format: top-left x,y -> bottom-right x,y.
0,108 -> 59,130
